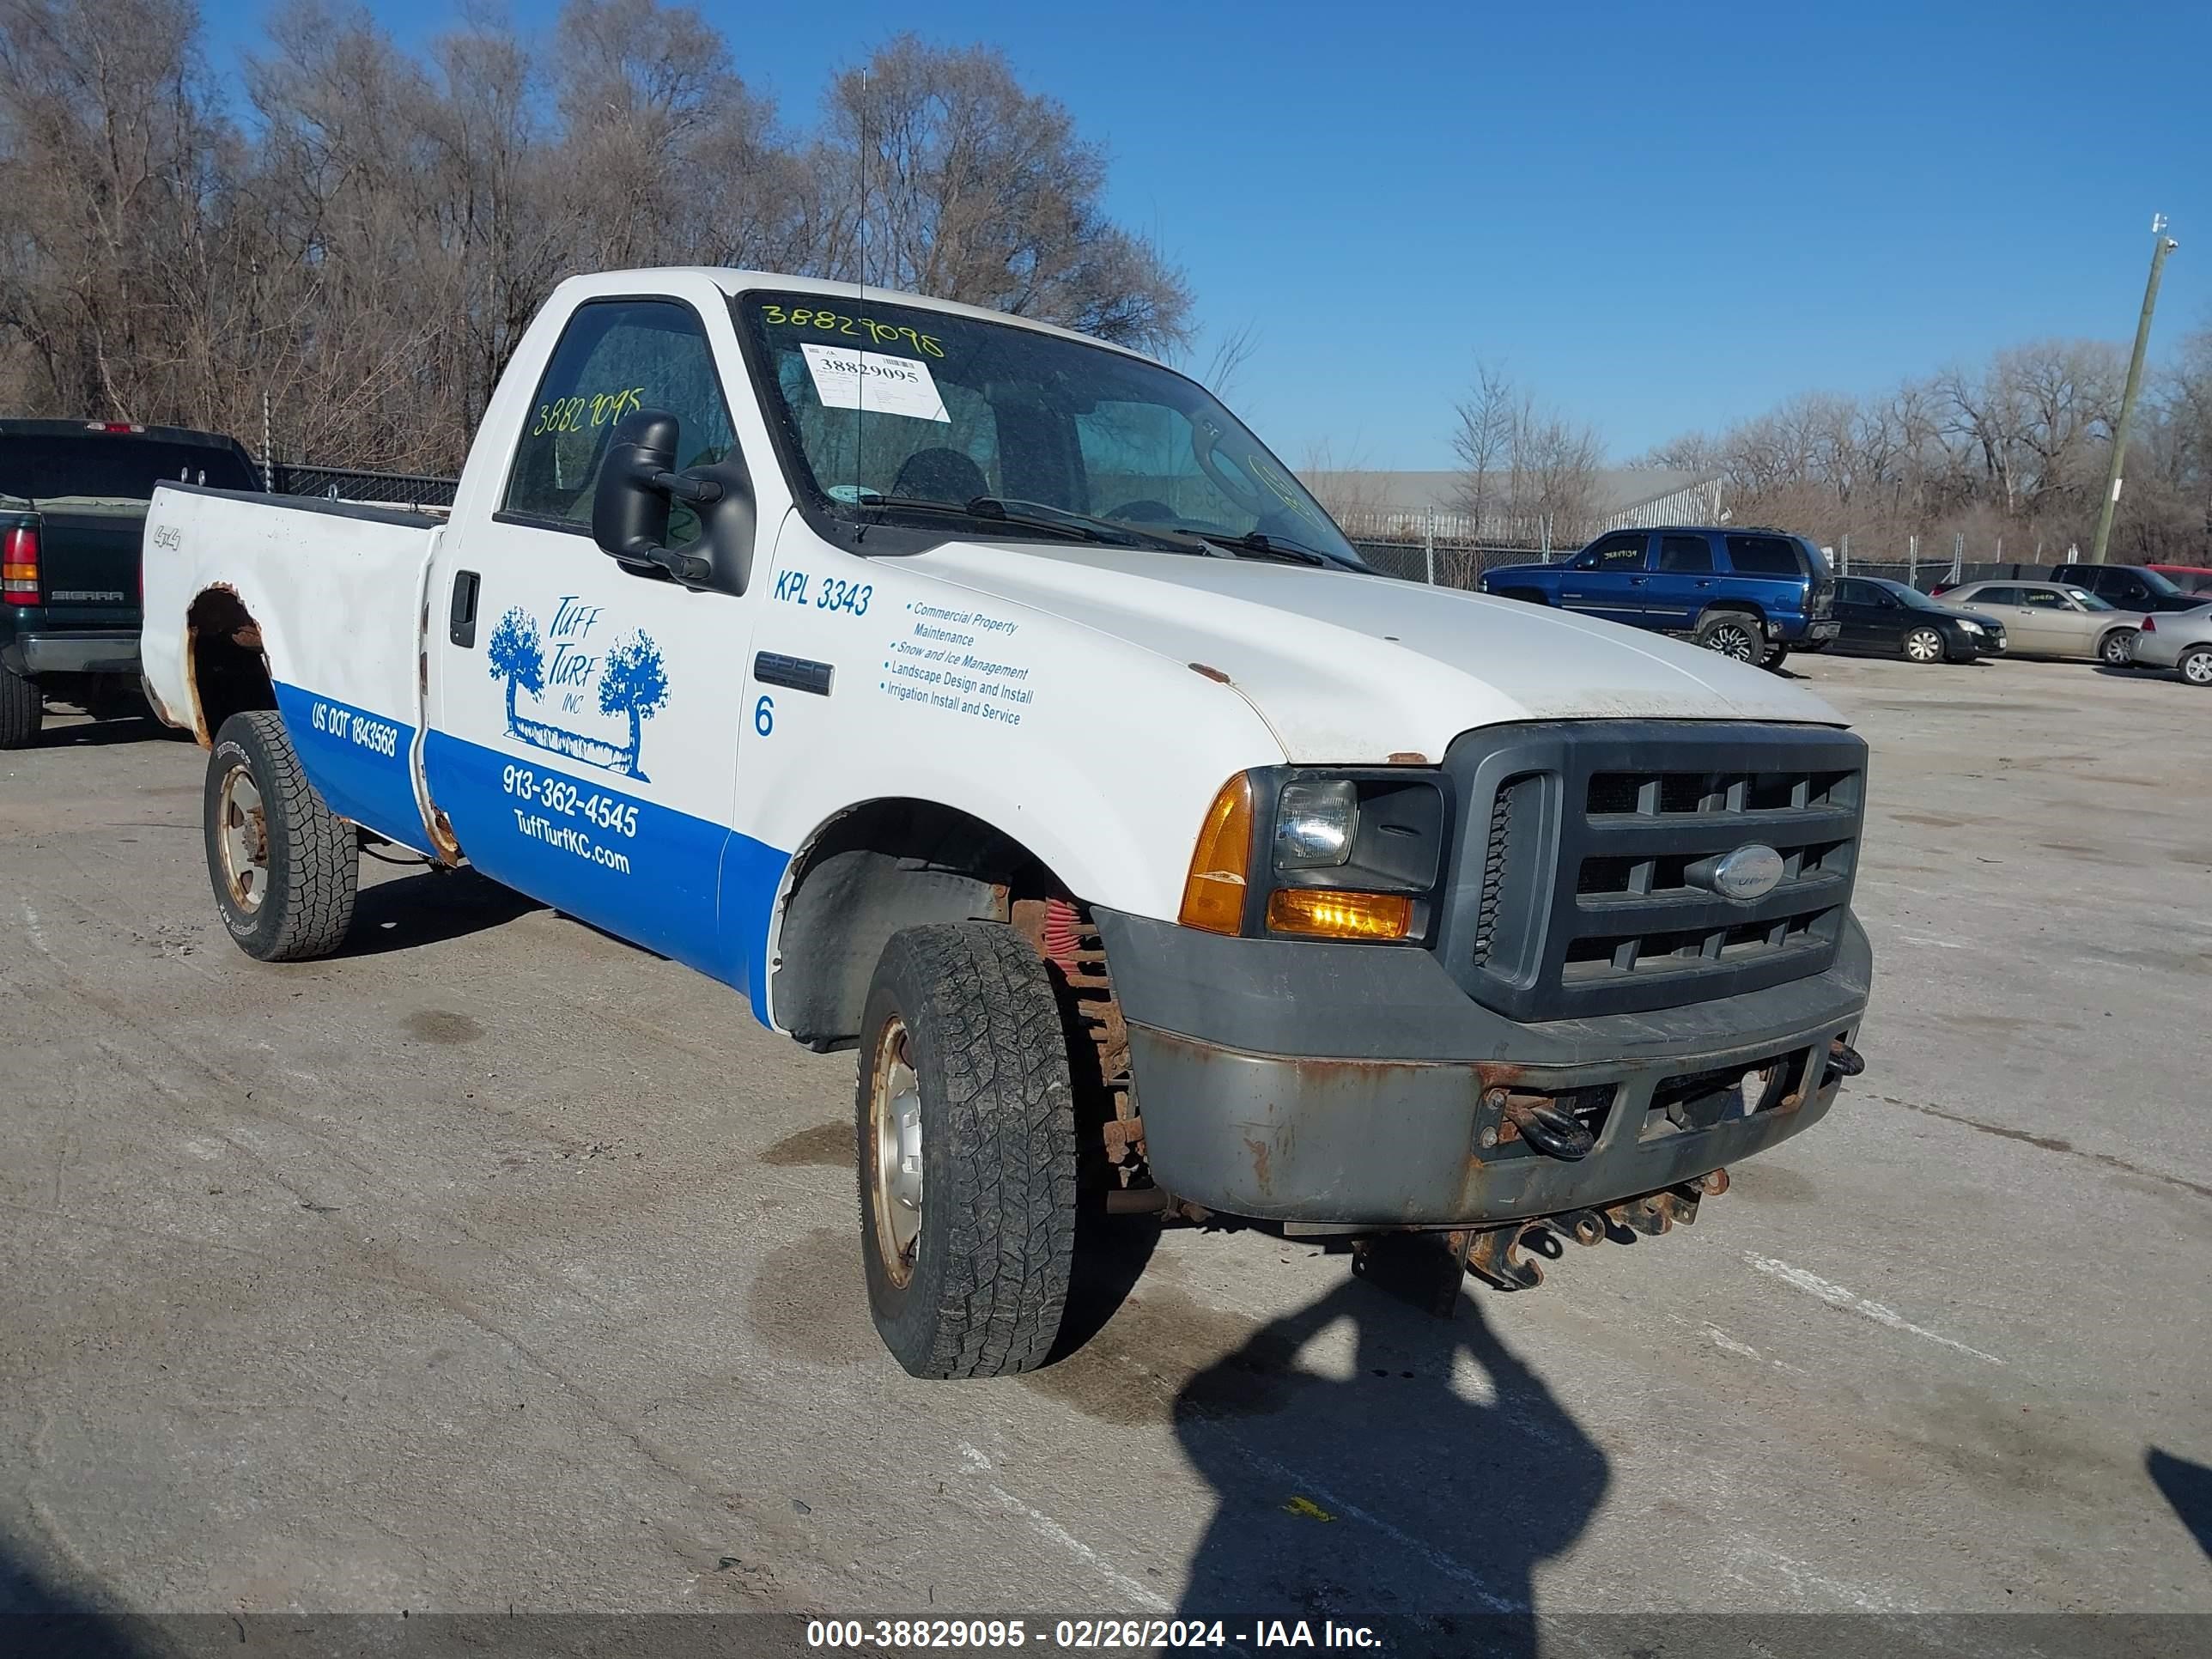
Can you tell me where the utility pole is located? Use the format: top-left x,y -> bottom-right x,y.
2090,215 -> 2179,564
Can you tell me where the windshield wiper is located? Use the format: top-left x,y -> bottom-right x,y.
851,492 -> 1202,555
1206,530 -> 1358,569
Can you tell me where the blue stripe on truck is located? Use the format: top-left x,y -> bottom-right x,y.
420,727 -> 788,1025
274,683 -> 434,856
277,683 -> 790,1024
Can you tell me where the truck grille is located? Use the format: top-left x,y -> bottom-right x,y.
1439,722 -> 1866,1020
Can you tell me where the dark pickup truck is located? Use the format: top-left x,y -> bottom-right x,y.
2,419 -> 258,746
2042,562 -> 2211,616
1477,526 -> 1838,669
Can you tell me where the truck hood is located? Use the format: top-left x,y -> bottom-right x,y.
908,540 -> 1845,763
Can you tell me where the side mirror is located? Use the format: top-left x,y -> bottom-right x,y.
595,409 -> 677,566
592,408 -> 753,593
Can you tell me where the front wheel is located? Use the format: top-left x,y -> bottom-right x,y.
856,921 -> 1079,1379
1694,613 -> 1762,663
2179,647 -> 2212,687
2100,629 -> 2137,667
204,710 -> 359,961
1902,626 -> 1945,664
1759,643 -> 1791,671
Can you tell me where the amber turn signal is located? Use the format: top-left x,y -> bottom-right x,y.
1265,887 -> 1413,940
1177,775 -> 1255,935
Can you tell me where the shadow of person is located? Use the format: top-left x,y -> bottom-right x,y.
2147,1447 -> 2212,1560
1172,1240 -> 1607,1658
0,1533 -> 143,1659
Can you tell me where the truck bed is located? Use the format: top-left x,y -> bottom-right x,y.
141,485 -> 444,853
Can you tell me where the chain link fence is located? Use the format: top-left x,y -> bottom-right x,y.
273,464 -> 459,511
1351,540 -> 1562,586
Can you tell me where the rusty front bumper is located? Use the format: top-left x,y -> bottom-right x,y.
1128,1018 -> 1853,1227
1105,913 -> 1870,1229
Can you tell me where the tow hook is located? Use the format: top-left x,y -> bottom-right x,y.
1827,1038 -> 1867,1078
1501,1097 -> 1595,1161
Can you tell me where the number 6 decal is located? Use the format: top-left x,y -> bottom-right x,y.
753,694 -> 775,737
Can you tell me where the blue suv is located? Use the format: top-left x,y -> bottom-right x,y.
1477,526 -> 1839,668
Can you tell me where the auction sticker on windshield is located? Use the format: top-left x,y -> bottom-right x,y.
800,343 -> 950,423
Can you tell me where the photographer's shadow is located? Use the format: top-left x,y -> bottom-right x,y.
1172,1241 -> 1607,1656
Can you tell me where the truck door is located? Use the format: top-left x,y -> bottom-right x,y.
1647,532 -> 1719,629
1558,531 -> 1653,625
423,296 -> 760,986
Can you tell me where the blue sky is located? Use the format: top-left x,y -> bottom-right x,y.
200,0 -> 2212,468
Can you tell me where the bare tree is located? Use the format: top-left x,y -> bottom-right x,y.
823,35 -> 1188,352
0,1 -> 1196,474
1450,362 -> 1516,538
1197,319 -> 1260,400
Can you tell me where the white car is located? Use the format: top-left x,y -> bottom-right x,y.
140,268 -> 1875,1376
2130,605 -> 2212,685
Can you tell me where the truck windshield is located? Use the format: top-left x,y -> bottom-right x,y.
736,290 -> 1364,567
0,435 -> 255,503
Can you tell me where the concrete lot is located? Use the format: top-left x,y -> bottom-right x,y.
3,648 -> 2209,1638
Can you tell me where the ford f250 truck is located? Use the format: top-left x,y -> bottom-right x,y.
142,269 -> 1874,1378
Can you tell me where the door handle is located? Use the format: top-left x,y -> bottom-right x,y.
448,569 -> 481,648
1695,579 -> 1713,587
1628,576 -> 1648,586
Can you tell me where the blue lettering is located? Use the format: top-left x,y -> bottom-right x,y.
550,595 -> 603,641
548,643 -> 596,687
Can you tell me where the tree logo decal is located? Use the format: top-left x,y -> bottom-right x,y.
485,599 -> 667,781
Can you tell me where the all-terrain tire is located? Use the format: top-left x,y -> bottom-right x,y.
0,661 -> 40,748
204,710 -> 358,962
855,921 -> 1079,1379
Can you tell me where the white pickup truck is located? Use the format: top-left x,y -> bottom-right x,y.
143,269 -> 1873,1377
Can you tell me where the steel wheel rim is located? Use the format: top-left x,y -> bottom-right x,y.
217,763 -> 269,913
1906,629 -> 1941,662
1708,625 -> 1756,661
867,1016 -> 924,1286
2186,653 -> 2212,685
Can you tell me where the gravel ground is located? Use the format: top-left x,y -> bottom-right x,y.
2,647 -> 2208,1644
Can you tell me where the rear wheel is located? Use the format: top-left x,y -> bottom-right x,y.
204,710 -> 359,961
855,921 -> 1079,1379
1694,612 -> 1761,663
2180,646 -> 2212,687
2099,628 -> 2137,667
1902,626 -> 1945,664
0,662 -> 41,748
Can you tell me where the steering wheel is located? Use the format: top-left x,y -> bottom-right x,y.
1105,499 -> 1179,524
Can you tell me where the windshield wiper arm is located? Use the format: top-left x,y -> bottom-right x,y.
853,492 -> 1202,554
1206,530 -> 1356,568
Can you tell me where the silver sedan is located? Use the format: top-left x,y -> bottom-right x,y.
2130,604 -> 2212,686
1937,580 -> 2148,665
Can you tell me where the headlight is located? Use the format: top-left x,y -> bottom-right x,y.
1273,779 -> 1358,869
1958,619 -> 1983,634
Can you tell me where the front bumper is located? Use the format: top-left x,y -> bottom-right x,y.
0,628 -> 141,678
1096,908 -> 1871,1227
